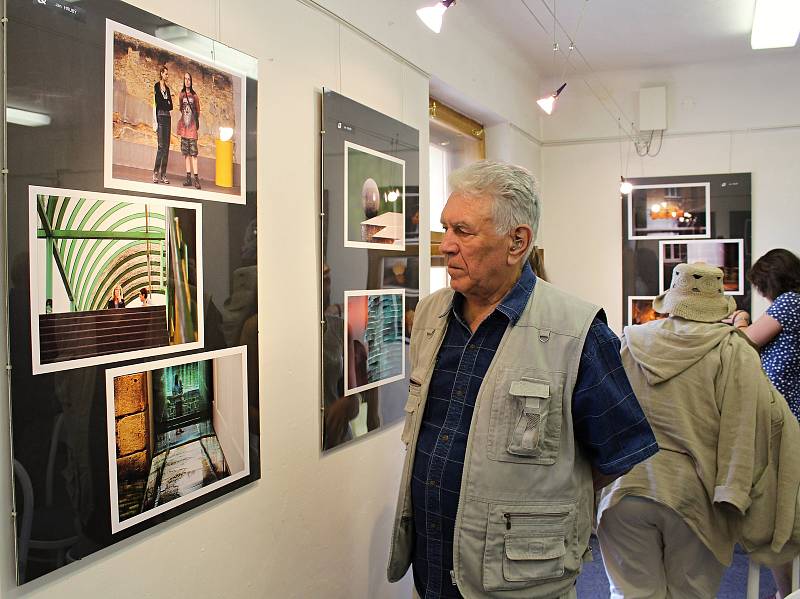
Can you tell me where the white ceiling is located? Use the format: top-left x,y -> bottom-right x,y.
460,0 -> 798,78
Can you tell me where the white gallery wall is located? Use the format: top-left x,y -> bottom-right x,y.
538,53 -> 800,333
0,0 -> 539,598
4,1 -> 796,597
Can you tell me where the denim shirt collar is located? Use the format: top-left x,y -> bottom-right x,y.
445,262 -> 537,327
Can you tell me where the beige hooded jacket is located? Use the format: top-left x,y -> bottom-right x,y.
597,317 -> 800,566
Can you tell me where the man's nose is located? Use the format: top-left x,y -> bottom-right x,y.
440,230 -> 458,255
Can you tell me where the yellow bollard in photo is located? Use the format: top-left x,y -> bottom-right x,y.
215,127 -> 234,188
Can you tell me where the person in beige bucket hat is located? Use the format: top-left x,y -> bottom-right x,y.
596,262 -> 800,599
653,261 -> 737,322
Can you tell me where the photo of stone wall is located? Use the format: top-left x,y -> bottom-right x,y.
108,347 -> 249,533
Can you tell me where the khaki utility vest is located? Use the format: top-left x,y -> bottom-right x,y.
388,280 -> 599,598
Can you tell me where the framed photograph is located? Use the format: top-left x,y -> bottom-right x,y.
106,347 -> 249,533
343,141 -> 405,250
659,239 -> 745,295
343,289 -> 405,395
28,186 -> 204,374
105,20 -> 247,204
627,182 -> 710,240
627,296 -> 668,327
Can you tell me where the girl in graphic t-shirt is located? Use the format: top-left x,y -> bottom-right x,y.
176,72 -> 201,189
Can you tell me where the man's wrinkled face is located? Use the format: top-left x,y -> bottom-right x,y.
440,192 -> 511,300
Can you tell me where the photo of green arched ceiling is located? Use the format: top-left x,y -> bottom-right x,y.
30,186 -> 203,374
36,193 -> 166,311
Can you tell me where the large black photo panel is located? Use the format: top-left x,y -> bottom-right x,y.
320,90 -> 420,452
3,0 -> 261,584
621,173 -> 751,327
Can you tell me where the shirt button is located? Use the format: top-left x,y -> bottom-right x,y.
428,480 -> 438,487
441,434 -> 449,442
455,389 -> 464,397
468,343 -> 477,350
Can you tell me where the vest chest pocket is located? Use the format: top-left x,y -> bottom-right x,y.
488,372 -> 565,464
507,380 -> 550,457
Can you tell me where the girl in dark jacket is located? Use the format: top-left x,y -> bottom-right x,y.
152,64 -> 173,184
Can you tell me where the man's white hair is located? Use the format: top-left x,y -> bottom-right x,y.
448,160 -> 541,261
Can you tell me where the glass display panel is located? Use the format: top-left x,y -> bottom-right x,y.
622,173 -> 751,327
320,90 -> 420,451
3,0 -> 260,584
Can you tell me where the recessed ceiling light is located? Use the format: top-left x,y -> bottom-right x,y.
751,0 -> 800,49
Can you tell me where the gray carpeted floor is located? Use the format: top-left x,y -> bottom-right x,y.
576,536 -> 777,598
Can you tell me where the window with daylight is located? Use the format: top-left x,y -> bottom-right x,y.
428,98 -> 485,293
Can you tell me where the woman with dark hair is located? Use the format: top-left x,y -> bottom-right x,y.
727,248 -> 800,599
730,248 -> 800,417
152,64 -> 173,184
176,72 -> 201,190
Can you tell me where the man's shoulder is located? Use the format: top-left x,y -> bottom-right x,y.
528,280 -> 601,334
535,279 -> 599,311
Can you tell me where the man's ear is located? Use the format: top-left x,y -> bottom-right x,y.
508,225 -> 533,265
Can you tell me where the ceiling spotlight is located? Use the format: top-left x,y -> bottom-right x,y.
417,0 -> 456,34
750,0 -> 800,49
536,82 -> 567,115
620,176 -> 633,194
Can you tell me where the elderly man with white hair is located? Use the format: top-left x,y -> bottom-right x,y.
387,160 -> 658,599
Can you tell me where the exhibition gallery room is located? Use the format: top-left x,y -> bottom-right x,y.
0,0 -> 798,598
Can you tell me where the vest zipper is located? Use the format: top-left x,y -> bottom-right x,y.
503,511 -> 569,530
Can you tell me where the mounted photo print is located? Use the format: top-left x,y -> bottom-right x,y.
105,20 -> 247,204
343,290 -> 405,395
627,296 -> 668,327
627,182 -> 710,240
107,347 -> 249,533
659,238 -> 744,295
28,186 -> 204,374
344,141 -> 405,250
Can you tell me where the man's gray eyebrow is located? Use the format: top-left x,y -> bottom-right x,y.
441,219 -> 468,228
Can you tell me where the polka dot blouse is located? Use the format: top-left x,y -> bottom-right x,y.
762,291 -> 800,420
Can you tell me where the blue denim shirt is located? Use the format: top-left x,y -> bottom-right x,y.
410,263 -> 658,598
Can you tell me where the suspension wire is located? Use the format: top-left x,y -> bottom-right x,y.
533,0 -> 638,140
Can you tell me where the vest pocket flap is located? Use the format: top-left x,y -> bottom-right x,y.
509,380 -> 549,398
401,385 -> 422,445
404,385 -> 422,413
505,535 -> 565,561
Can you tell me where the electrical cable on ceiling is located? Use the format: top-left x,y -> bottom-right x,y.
523,0 -> 668,152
